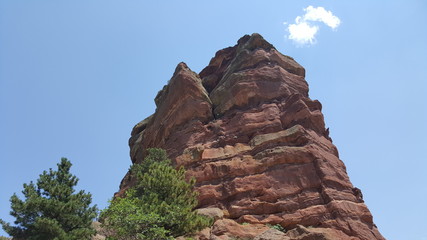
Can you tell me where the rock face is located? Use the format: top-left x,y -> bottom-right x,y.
121,33 -> 384,240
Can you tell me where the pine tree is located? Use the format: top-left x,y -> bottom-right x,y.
0,158 -> 98,240
101,148 -> 211,240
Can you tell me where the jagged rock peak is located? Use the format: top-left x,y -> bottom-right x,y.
236,33 -> 275,51
128,61 -> 213,165
121,33 -> 385,240
200,33 -> 305,94
154,62 -> 207,107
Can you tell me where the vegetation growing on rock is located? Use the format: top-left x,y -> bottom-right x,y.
101,148 -> 211,240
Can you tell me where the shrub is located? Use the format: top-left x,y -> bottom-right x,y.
101,148 -> 211,240
0,158 -> 98,240
269,224 -> 286,232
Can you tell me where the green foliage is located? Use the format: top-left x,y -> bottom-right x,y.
0,158 -> 98,240
101,148 -> 212,240
268,224 -> 286,232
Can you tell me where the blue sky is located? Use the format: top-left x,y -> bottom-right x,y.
1,1 -> 426,239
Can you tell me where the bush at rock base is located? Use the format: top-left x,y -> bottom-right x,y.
101,148 -> 212,240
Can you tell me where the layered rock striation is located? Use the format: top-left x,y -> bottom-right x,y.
121,33 -> 384,240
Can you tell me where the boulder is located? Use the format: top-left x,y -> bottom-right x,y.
196,207 -> 225,221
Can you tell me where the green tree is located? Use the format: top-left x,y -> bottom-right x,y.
101,148 -> 211,240
0,158 -> 98,240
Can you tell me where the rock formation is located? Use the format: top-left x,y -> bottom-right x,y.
121,33 -> 384,240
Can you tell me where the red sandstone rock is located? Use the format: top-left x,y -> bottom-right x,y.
254,229 -> 290,240
210,219 -> 270,239
120,33 -> 384,240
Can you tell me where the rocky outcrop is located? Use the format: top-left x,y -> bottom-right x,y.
121,33 -> 384,240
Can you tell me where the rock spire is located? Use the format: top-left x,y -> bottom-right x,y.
120,33 -> 384,240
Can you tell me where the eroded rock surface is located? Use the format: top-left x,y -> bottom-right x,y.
120,33 -> 384,240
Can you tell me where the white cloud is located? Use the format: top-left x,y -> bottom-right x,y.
288,22 -> 319,45
303,6 -> 340,29
285,6 -> 340,46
